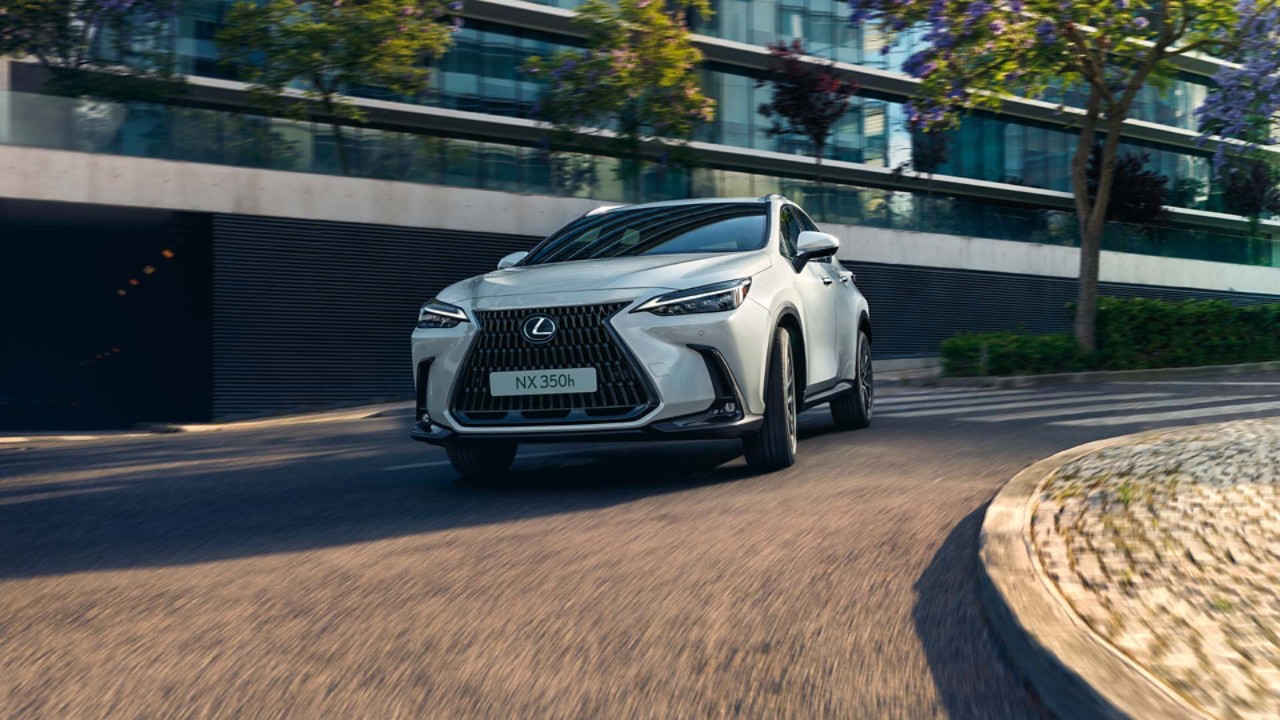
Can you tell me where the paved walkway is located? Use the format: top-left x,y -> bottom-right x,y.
1033,418 -> 1280,719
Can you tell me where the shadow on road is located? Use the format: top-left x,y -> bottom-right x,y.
0,429 -> 750,580
912,505 -> 1048,720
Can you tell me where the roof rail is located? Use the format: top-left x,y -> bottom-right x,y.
757,193 -> 787,202
586,204 -> 626,216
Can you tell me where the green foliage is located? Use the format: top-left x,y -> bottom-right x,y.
941,332 -> 1085,377
521,0 -> 714,155
1094,297 -> 1280,370
218,0 -> 456,173
942,298 -> 1280,376
0,0 -> 183,100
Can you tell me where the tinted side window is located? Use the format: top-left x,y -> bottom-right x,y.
778,206 -> 801,260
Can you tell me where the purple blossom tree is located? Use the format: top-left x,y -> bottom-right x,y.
0,0 -> 183,99
849,0 -> 1280,351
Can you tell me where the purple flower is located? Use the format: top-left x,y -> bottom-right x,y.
1035,19 -> 1056,43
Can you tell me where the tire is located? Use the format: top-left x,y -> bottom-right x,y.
446,440 -> 517,479
744,326 -> 798,473
831,329 -> 873,430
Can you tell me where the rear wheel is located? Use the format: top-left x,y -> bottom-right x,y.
446,440 -> 517,480
831,329 -> 873,430
744,326 -> 798,473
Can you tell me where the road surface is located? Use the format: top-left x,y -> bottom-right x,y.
3,373 -> 1280,718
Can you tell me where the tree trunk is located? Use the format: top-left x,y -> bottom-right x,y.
814,143 -> 825,220
1074,114 -> 1126,353
329,118 -> 351,176
319,94 -> 351,176
1074,217 -> 1103,353
1069,91 -> 1102,353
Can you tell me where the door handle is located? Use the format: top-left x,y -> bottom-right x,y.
840,275 -> 851,284
822,276 -> 834,285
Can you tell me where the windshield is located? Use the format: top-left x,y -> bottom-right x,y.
521,203 -> 769,266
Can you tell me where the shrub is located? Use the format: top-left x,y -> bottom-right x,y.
1095,297 -> 1280,370
940,298 -> 1280,377
941,333 -> 1085,377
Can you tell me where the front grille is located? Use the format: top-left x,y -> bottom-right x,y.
451,303 -> 657,425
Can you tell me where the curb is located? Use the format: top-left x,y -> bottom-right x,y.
896,360 -> 1280,388
979,429 -> 1212,720
176,401 -> 413,433
0,401 -> 414,446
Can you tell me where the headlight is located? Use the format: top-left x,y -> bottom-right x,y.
634,278 -> 752,316
417,299 -> 468,328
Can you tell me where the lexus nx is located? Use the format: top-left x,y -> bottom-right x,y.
410,194 -> 874,477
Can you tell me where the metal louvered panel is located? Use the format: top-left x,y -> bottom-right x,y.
452,303 -> 656,426
843,261 -> 1280,359
212,214 -> 538,420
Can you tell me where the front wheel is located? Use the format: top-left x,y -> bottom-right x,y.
744,326 -> 798,473
831,329 -> 873,430
446,440 -> 517,480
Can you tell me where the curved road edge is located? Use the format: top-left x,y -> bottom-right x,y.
978,429 -> 1211,720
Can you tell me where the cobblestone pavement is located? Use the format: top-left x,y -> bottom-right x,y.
1033,419 -> 1280,719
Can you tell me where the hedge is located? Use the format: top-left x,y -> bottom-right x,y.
941,298 -> 1280,377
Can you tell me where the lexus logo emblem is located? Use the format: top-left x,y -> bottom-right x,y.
521,314 -> 557,344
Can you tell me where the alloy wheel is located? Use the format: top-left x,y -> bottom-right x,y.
785,342 -> 798,454
859,338 -> 874,417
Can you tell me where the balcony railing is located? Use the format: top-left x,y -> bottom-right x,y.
1,90 -> 1275,268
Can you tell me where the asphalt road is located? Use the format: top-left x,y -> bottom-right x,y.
4,373 -> 1280,719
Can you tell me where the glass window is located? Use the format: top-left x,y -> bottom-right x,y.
522,203 -> 769,265
778,205 -> 801,259
720,0 -> 750,42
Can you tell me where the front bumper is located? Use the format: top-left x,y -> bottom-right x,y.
410,288 -> 770,439
410,414 -> 762,445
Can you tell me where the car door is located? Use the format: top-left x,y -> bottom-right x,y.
797,209 -> 859,383
780,205 -> 840,390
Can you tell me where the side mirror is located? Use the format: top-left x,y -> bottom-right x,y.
497,251 -> 529,270
794,231 -> 839,269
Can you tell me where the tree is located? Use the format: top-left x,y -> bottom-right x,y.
848,0 -> 1280,351
1220,159 -> 1280,256
1220,160 -> 1280,221
1087,146 -> 1169,229
756,39 -> 859,195
521,0 -> 715,197
218,0 -> 459,175
1169,177 -> 1204,209
0,0 -> 182,100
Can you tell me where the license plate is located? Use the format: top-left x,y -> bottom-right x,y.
489,368 -> 598,397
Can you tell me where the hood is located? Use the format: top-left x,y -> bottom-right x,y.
440,252 -> 772,302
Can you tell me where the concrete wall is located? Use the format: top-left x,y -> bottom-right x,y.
831,226 -> 1280,297
2,143 -> 1279,297
0,144 -> 606,237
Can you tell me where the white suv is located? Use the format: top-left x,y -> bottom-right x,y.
410,195 -> 874,477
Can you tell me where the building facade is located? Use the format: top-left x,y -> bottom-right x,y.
1,0 -> 1278,429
